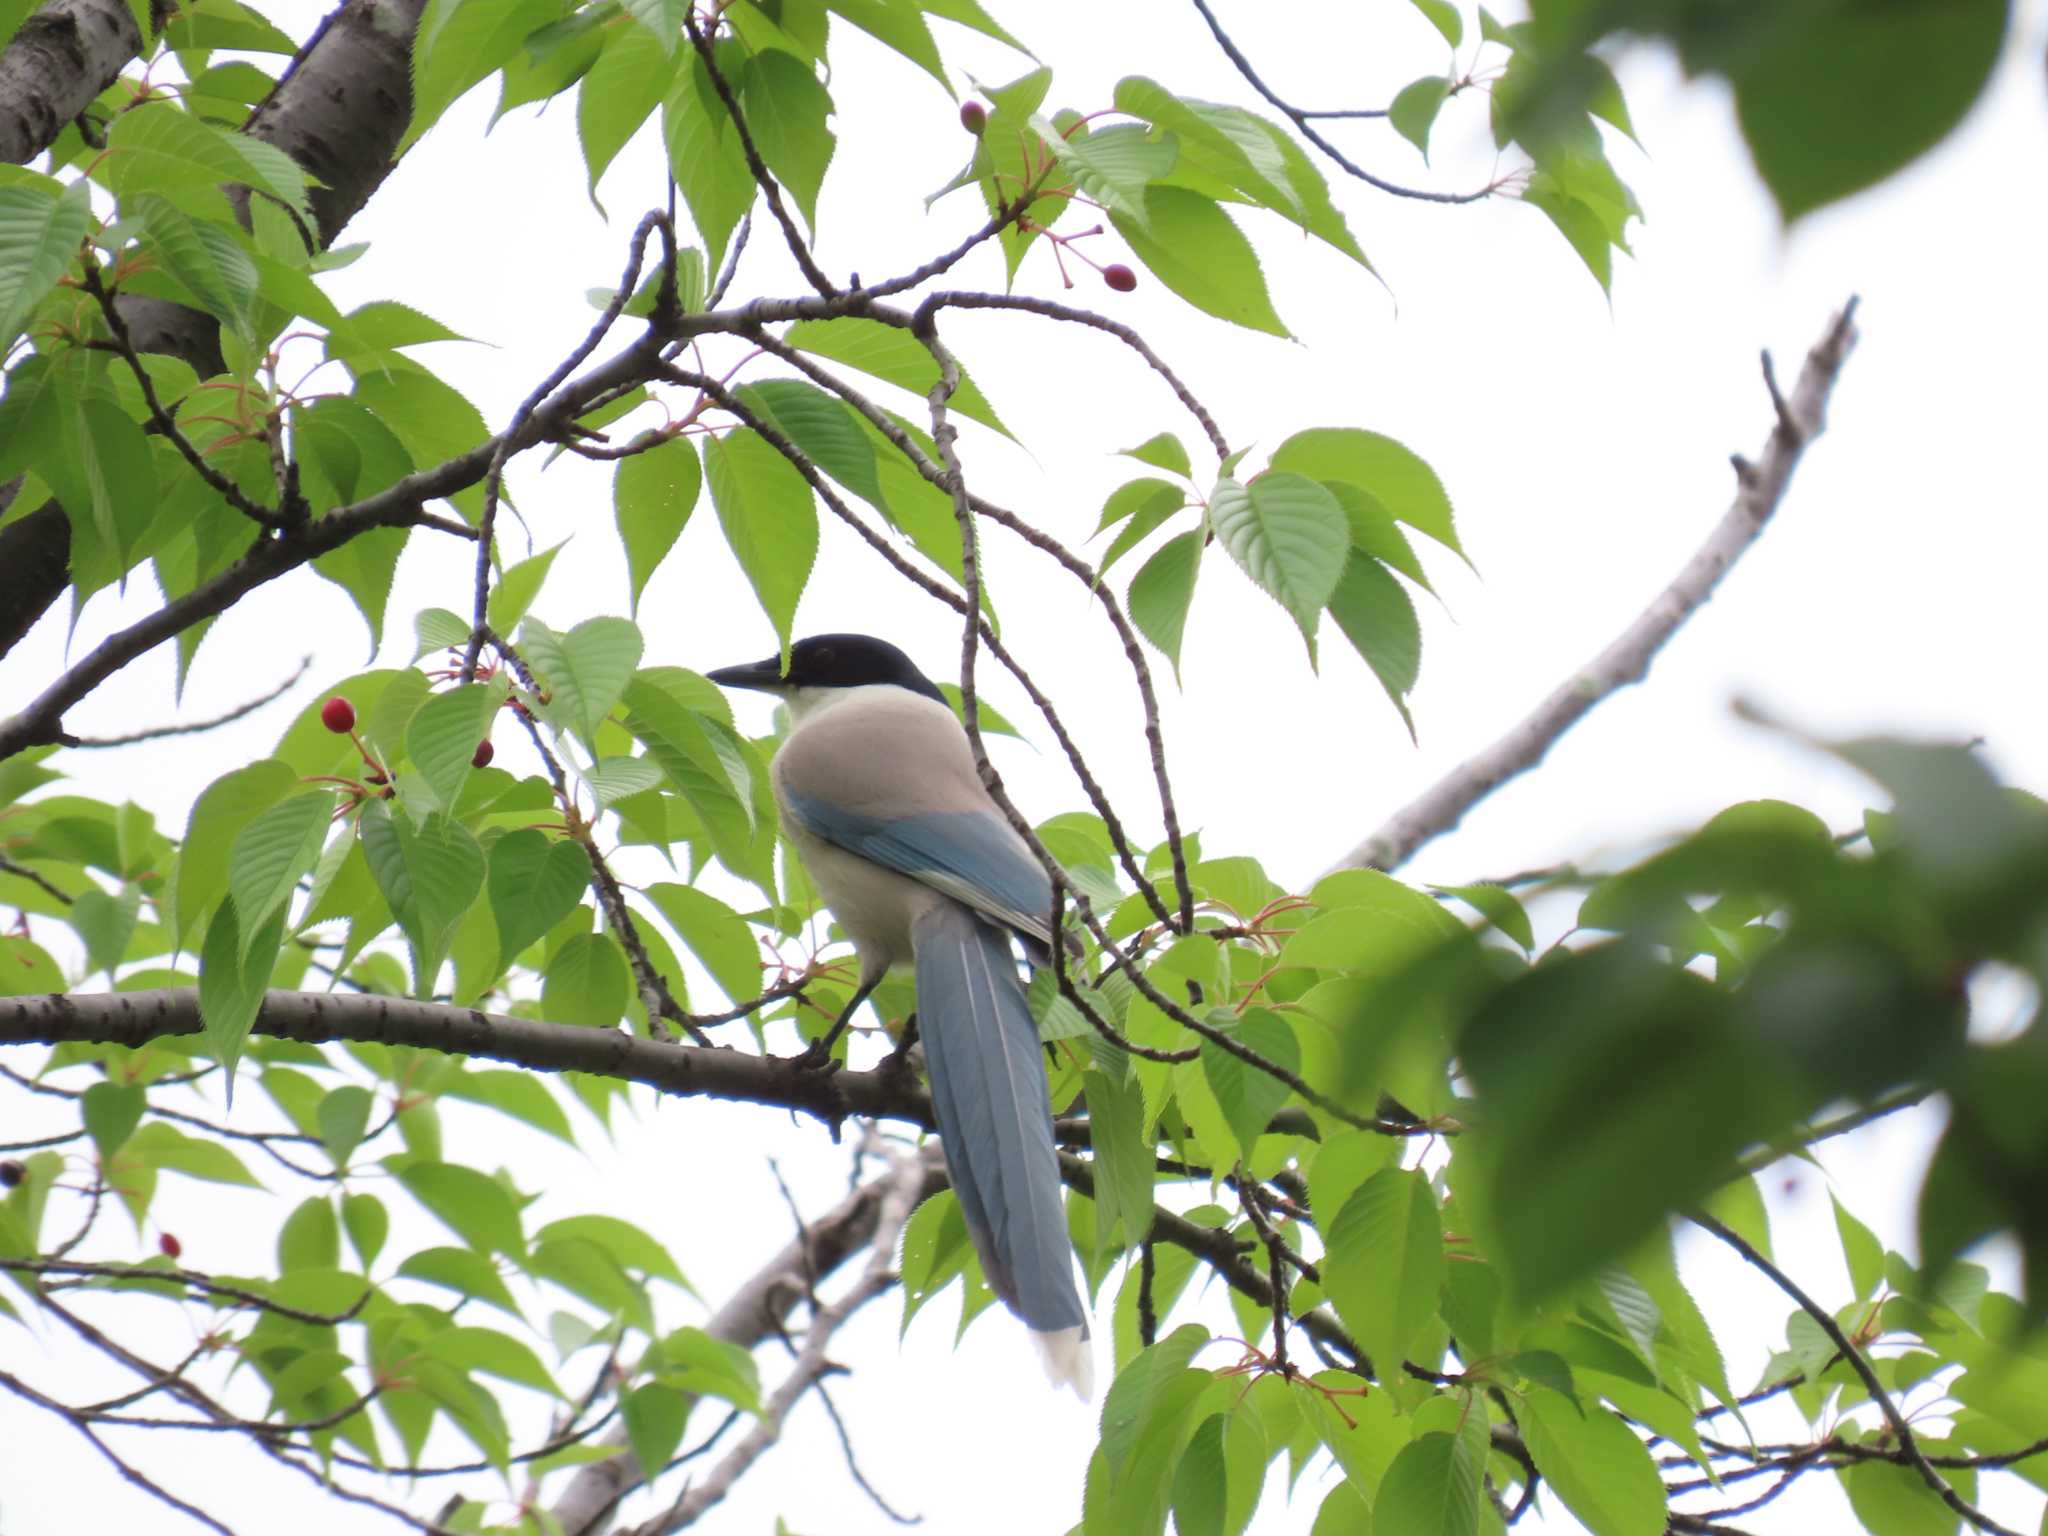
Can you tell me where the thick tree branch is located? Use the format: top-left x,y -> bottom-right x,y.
1331,299 -> 1862,874
0,0 -> 155,165
549,1148 -> 948,1536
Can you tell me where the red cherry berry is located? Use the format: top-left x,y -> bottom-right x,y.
320,697 -> 356,734
159,1232 -> 182,1260
471,740 -> 494,769
0,1159 -> 24,1188
959,100 -> 988,135
1103,264 -> 1138,293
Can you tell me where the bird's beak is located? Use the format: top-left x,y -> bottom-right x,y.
706,654 -> 788,693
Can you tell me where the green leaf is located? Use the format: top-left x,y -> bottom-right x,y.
1834,1193 -> 1885,1301
1170,1413 -> 1227,1536
318,1085 -> 375,1168
578,19 -> 669,200
227,791 -> 334,951
0,180 -> 89,346
349,362 -> 490,523
542,932 -> 630,1029
1119,433 -> 1192,478
1326,1167 -> 1444,1380
622,671 -> 768,890
133,195 -> 259,343
740,49 -> 835,231
1374,1429 -> 1481,1536
1268,427 -> 1462,558
1109,188 -> 1286,337
1097,478 -> 1188,574
1518,1388 -> 1668,1536
1036,119 -> 1177,225
105,102 -> 309,222
125,1122 -> 259,1186
67,886 -> 140,981
1390,75 -> 1450,161
1408,0 -> 1461,47
821,0 -> 944,85
488,830 -> 592,972
783,317 -> 1011,437
197,896 -> 284,1091
622,1382 -> 689,1476
1128,530 -> 1203,680
487,541 -> 564,634
444,1070 -> 577,1146
1842,1451 -> 1973,1536
643,882 -> 761,1006
521,615 -> 645,747
703,428 -> 818,666
82,1081 -> 145,1161
1085,1068 -> 1155,1256
613,436 -> 701,614
1327,552 -> 1421,735
1729,2 -> 2005,222
1199,1009 -> 1298,1163
342,1191 -> 388,1268
1459,943 -> 1797,1301
663,55 -> 755,274
357,802 -> 486,996
404,684 -> 500,817
395,1161 -> 524,1256
534,1215 -> 688,1287
397,1246 -> 523,1318
1432,883 -> 1532,951
1207,474 -> 1348,651
413,606 -> 471,659
405,0 -> 562,149
656,1327 -> 761,1410
737,378 -> 882,509
426,1326 -> 563,1396
279,1194 -> 340,1272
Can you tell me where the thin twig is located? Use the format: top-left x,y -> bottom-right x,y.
1690,1211 -> 2019,1536
71,656 -> 312,745
1188,0 -> 1499,205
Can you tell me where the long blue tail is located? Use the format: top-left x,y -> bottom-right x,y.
913,902 -> 1092,1395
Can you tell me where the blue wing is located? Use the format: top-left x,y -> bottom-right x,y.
783,789 -> 1054,945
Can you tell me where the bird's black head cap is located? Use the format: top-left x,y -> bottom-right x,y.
707,634 -> 945,705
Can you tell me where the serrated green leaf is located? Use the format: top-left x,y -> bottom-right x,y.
663,54 -> 754,274
1408,0 -> 1461,46
1110,188 -> 1286,336
405,0 -> 562,150
622,1382 -> 688,1476
1519,1387 -> 1667,1536
126,1121 -> 260,1186
1036,119 -> 1177,225
535,1215 -> 687,1286
613,436 -> 701,614
1208,473 -> 1348,650
521,615 -> 644,747
404,684 -> 500,817
1834,1193 -> 1885,1300
1326,1167 -> 1444,1380
487,540 -> 564,634
487,829 -> 591,972
578,19 -> 669,200
133,195 -> 259,343
1127,530 -> 1203,680
1268,427 -> 1461,558
1373,1429 -> 1481,1536
703,428 -> 818,666
357,802 -> 485,996
1327,551 -> 1420,735
783,317 -> 1011,437
227,791 -> 333,951
67,885 -> 140,981
0,180 -> 89,346
542,931 -> 629,1029
643,882 -> 761,1006
1200,1009 -> 1298,1162
822,0 -> 944,84
279,1194 -> 340,1272
1119,433 -> 1192,478
1085,1067 -> 1154,1256
741,49 -> 835,231
197,895 -> 284,1091
397,1245 -> 523,1318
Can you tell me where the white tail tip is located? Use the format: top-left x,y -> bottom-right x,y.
1034,1325 -> 1095,1399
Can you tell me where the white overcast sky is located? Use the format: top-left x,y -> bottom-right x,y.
5,2 -> 2048,1533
